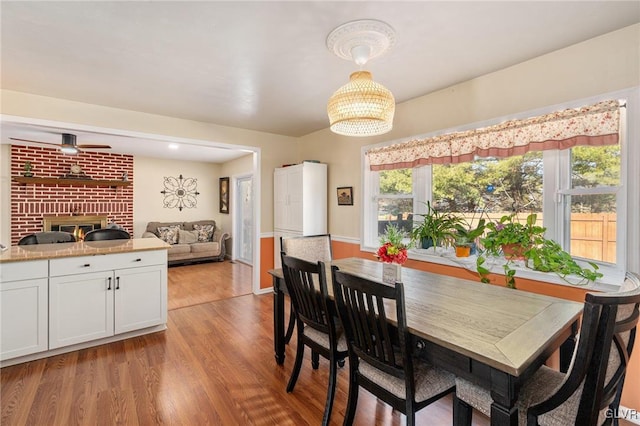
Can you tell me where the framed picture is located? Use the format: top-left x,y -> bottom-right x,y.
337,186 -> 353,206
219,177 -> 230,214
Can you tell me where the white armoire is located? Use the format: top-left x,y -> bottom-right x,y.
273,162 -> 327,268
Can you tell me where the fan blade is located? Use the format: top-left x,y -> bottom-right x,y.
77,144 -> 112,149
9,137 -> 60,147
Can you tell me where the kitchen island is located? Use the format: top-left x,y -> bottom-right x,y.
0,238 -> 170,366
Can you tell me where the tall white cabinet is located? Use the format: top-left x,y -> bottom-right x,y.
274,162 -> 327,268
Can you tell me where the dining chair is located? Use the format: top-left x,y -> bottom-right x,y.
281,234 -> 333,345
280,253 -> 347,426
453,271 -> 640,426
17,231 -> 76,245
83,228 -> 131,241
331,266 -> 456,426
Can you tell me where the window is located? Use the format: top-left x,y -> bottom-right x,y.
362,93 -> 635,284
363,165 -> 427,248
557,144 -> 621,265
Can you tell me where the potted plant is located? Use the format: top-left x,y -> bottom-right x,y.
410,201 -> 464,249
480,213 -> 543,260
453,219 -> 486,257
377,223 -> 409,284
476,213 -> 602,288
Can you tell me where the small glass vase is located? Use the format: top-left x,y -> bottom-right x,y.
382,262 -> 402,284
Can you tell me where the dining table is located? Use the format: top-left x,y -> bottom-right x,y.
269,257 -> 584,426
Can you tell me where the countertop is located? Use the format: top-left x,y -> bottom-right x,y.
0,238 -> 170,263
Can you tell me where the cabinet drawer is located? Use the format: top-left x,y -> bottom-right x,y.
50,250 -> 166,277
0,260 -> 48,282
109,250 -> 167,269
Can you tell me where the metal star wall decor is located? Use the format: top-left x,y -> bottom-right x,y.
160,174 -> 200,211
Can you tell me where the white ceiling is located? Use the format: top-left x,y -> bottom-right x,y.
1,1 -> 639,162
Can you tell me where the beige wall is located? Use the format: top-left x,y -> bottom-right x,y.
298,23 -> 640,240
133,156 -> 221,238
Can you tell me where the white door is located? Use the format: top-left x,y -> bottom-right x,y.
235,175 -> 254,265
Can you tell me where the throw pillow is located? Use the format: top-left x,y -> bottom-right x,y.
178,229 -> 198,244
157,225 -> 181,245
193,224 -> 215,242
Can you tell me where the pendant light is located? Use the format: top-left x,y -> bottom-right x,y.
326,20 -> 396,137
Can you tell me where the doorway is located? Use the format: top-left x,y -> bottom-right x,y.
234,174 -> 253,265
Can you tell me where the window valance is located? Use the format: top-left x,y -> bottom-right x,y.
367,100 -> 622,171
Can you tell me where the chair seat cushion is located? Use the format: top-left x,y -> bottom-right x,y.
303,326 -> 348,352
360,357 -> 455,403
456,366 -> 606,425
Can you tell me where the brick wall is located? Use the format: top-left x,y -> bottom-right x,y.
10,145 -> 134,245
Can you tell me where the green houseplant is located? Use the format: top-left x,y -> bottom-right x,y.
410,201 -> 464,249
453,218 -> 486,257
476,213 -> 602,288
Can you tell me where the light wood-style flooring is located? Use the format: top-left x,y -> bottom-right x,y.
1,260 -> 498,425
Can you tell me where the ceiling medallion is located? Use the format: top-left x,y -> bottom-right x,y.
326,19 -> 396,137
326,19 -> 396,64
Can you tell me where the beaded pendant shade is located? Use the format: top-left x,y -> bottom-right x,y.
326,19 -> 396,137
327,71 -> 395,137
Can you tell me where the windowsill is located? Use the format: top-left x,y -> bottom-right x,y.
407,247 -> 623,292
362,245 -> 623,292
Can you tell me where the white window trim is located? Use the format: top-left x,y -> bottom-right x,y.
361,87 -> 639,289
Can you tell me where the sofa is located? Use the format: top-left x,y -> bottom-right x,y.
142,220 -> 230,265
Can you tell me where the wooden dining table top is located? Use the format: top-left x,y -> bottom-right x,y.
297,257 -> 584,377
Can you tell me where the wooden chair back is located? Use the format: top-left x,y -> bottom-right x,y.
280,253 -> 333,335
331,266 -> 411,384
528,272 -> 640,425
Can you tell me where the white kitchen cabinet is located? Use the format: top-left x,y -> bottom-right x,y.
273,162 -> 327,268
115,265 -> 167,334
0,260 -> 48,360
49,271 -> 114,349
49,250 -> 167,350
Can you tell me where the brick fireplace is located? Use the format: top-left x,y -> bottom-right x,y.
10,145 -> 134,245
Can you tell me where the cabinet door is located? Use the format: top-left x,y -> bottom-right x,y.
274,165 -> 304,232
49,271 -> 114,349
114,265 -> 167,334
0,278 -> 48,360
286,167 -> 304,231
274,168 -> 289,230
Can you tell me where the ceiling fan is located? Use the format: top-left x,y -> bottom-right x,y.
10,133 -> 112,155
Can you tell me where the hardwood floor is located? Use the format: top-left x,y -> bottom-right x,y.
167,260 -> 253,310
4,260 -> 586,425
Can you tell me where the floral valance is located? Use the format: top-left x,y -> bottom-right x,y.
367,100 -> 622,171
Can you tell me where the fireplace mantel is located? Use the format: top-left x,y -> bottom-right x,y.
13,176 -> 130,188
